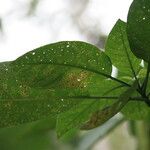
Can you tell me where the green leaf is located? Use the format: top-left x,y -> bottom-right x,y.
105,19 -> 141,77
15,41 -> 112,75
81,81 -> 138,130
0,41 -> 113,128
127,0 -> 150,62
56,80 -> 132,138
0,118 -> 58,150
122,101 -> 150,120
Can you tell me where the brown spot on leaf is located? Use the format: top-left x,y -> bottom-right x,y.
62,71 -> 90,88
20,85 -> 31,97
4,101 -> 13,108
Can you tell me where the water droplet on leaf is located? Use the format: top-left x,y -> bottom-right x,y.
77,79 -> 81,82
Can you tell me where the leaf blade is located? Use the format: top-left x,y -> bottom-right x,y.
0,41 -> 114,128
127,0 -> 150,62
105,19 -> 141,76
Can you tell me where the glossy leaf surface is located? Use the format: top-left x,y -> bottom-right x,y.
0,41 -> 113,128
127,0 -> 150,62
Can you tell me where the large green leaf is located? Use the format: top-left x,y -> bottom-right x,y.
127,0 -> 150,62
81,82 -> 137,130
0,41 -> 114,128
105,19 -> 141,76
56,81 -> 136,138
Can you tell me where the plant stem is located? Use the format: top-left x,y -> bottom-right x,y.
70,96 -> 145,102
119,26 -> 141,90
142,61 -> 150,94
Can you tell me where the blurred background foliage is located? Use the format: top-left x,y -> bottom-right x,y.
0,0 -> 149,150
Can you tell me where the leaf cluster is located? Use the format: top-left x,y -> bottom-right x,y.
0,0 -> 150,139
